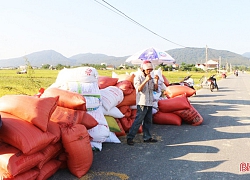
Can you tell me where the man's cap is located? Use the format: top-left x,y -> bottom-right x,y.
141,60 -> 153,70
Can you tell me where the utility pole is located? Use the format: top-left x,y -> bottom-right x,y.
205,45 -> 208,72
205,45 -> 208,78
219,56 -> 221,73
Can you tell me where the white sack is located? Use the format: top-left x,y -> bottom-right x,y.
88,124 -> 109,142
55,67 -> 98,84
87,107 -> 108,126
90,141 -> 102,151
101,106 -> 125,118
152,107 -> 158,114
60,81 -> 100,97
160,82 -> 167,91
105,132 -> 121,143
100,86 -> 124,111
85,96 -> 101,111
153,67 -> 164,82
130,105 -> 137,109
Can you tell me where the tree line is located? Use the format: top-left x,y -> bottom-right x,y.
40,63 -> 249,72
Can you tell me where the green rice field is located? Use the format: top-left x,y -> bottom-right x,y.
0,69 -> 217,97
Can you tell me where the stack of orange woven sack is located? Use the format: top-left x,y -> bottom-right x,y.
152,72 -> 202,126
154,94 -> 203,126
0,88 -> 96,179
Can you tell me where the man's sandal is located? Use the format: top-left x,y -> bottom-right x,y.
127,138 -> 134,145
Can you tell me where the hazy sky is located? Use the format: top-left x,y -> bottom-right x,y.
0,0 -> 249,60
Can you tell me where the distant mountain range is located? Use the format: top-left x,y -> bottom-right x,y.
0,48 -> 250,68
168,48 -> 250,67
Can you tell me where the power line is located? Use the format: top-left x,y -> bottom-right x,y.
93,0 -> 136,25
93,0 -> 187,48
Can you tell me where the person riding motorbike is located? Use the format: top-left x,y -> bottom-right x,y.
208,74 -> 218,90
222,72 -> 227,78
234,70 -> 239,76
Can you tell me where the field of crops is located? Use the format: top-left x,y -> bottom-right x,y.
0,69 -> 217,97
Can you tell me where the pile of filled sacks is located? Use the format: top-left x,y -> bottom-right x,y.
0,66 -> 202,179
0,90 -> 94,179
109,68 -> 203,131
50,67 -> 123,151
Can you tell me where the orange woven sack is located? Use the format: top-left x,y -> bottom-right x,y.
116,73 -> 135,83
131,109 -> 137,119
162,74 -> 170,86
0,95 -> 58,132
164,85 -> 196,98
117,89 -> 136,107
50,106 -> 86,125
13,169 -> 39,180
118,105 -> 132,118
0,142 -> 44,176
60,123 -> 93,178
41,87 -> 87,110
119,117 -> 133,132
114,119 -> 126,137
81,112 -> 98,130
37,142 -> 63,169
36,159 -> 62,180
153,111 -> 182,126
158,95 -> 191,113
0,112 -> 56,155
57,152 -> 68,169
116,80 -> 134,95
119,117 -> 142,133
98,76 -> 118,89
126,73 -> 135,83
47,121 -> 61,144
0,168 -> 39,180
174,104 -> 203,126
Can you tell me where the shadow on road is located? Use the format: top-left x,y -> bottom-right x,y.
83,98 -> 250,179
50,74 -> 250,180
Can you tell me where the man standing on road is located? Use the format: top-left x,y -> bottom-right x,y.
126,60 -> 159,145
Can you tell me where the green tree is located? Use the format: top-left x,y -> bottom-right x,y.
56,64 -> 70,70
179,63 -> 196,71
41,64 -> 50,69
157,64 -> 173,71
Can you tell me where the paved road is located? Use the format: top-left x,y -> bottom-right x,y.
50,72 -> 250,180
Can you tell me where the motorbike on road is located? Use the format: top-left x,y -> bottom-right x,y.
169,75 -> 196,91
200,74 -> 219,92
169,75 -> 196,95
221,72 -> 227,78
207,75 -> 219,92
181,75 -> 195,91
234,70 -> 239,77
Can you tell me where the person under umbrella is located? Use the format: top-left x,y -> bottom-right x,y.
126,60 -> 159,145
